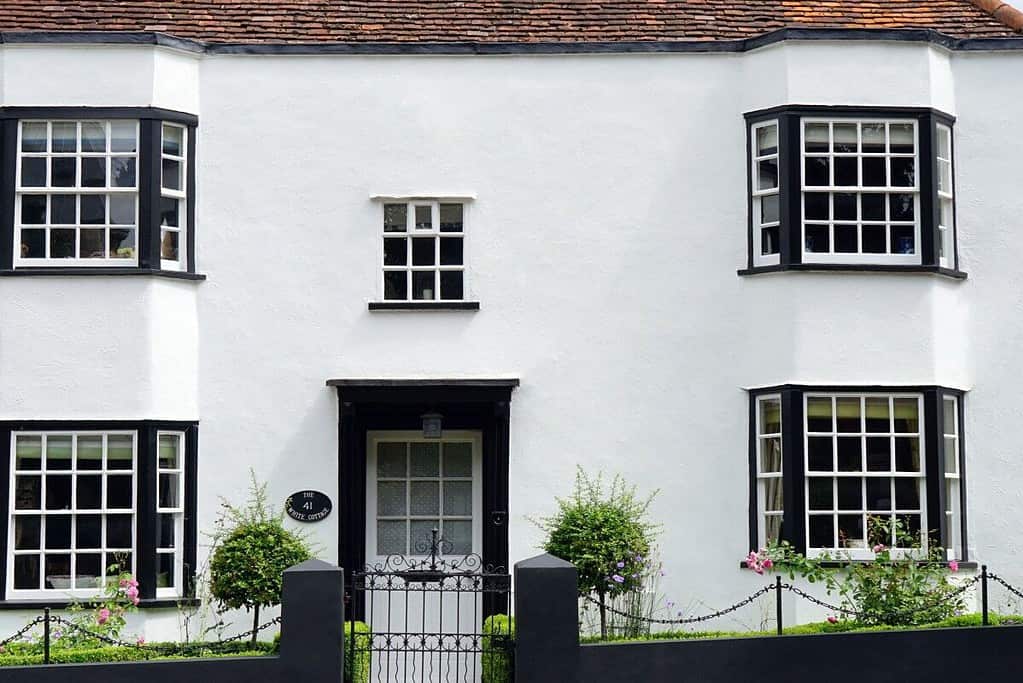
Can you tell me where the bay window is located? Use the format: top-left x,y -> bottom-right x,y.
0,421 -> 197,604
743,106 -> 962,278
0,107 -> 199,278
748,386 -> 967,560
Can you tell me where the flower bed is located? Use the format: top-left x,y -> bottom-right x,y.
0,640 -> 276,667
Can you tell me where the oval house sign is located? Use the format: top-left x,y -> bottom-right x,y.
285,490 -> 332,523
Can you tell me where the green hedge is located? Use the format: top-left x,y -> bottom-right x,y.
580,612 -> 1023,644
482,614 -> 515,683
344,621 -> 371,683
0,643 -> 273,667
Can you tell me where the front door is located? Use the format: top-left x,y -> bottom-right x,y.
361,431 -> 485,682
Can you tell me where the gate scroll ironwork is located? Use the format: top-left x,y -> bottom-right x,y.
347,530 -> 514,683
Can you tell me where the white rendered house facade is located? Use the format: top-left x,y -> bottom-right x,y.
0,25 -> 1021,638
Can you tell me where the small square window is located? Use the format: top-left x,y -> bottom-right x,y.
379,200 -> 467,303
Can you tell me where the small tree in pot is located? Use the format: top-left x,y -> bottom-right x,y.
209,472 -> 313,645
535,467 -> 659,639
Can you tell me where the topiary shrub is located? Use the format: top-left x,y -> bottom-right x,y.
535,467 -> 659,639
481,614 -> 515,683
209,472 -> 313,645
343,620 -> 372,683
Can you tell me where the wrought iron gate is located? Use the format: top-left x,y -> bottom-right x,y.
347,533 -> 514,683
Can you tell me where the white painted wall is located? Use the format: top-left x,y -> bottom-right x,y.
0,40 -> 1021,639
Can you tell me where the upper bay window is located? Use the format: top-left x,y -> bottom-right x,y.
1,107 -> 198,278
744,107 -> 960,278
749,386 -> 967,561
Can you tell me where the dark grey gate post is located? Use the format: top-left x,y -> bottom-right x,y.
279,558 -> 345,683
514,553 -> 579,683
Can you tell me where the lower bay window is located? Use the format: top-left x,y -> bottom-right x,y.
0,421 -> 196,604
749,386 -> 966,561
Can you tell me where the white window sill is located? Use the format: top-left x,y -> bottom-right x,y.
368,301 -> 480,311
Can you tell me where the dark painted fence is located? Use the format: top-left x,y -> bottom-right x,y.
1,558 -> 345,683
513,553 -> 1023,683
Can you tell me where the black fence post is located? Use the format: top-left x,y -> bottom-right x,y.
981,565 -> 989,626
43,608 -> 50,665
775,576 -> 783,635
279,559 -> 345,683
514,554 -> 579,683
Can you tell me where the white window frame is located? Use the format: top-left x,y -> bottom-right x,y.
803,392 -> 927,561
14,120 -> 141,268
365,431 -> 482,561
751,120 -> 781,267
936,123 -> 955,270
380,200 -> 468,302
800,118 -> 921,266
942,396 -> 962,561
160,124 -> 188,272
155,431 -> 185,599
755,394 -> 783,548
7,430 -> 138,600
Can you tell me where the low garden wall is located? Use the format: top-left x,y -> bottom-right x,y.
0,558 -> 344,683
514,553 -> 1023,683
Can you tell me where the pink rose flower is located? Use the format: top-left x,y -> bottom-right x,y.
136,636 -> 146,646
827,616 -> 838,624
949,560 -> 959,573
872,544 -> 886,553
762,558 -> 774,570
97,608 -> 111,625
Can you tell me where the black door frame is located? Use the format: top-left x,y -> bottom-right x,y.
328,378 -> 518,620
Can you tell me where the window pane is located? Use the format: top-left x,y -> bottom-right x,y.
760,438 -> 782,474
159,434 -> 181,469
384,271 -> 408,300
865,398 -> 889,432
414,205 -> 432,230
112,229 -> 135,258
76,553 -> 102,589
108,435 -> 134,469
439,237 -> 463,265
50,157 -> 76,187
889,123 -> 914,154
761,195 -> 779,224
44,555 -> 72,589
806,397 -> 832,432
157,553 -> 175,588
15,475 -> 42,509
81,195 -> 105,224
383,237 -> 407,266
894,438 -> 921,472
162,229 -> 180,261
15,515 -> 41,550
836,438 -> 861,471
111,121 -> 138,153
838,515 -> 864,548
862,157 -> 885,187
943,398 -> 957,434
804,123 -> 829,153
833,124 -> 857,153
411,520 -> 440,553
764,515 -> 782,544
891,225 -> 914,255
22,122 -> 48,152
158,514 -> 176,549
162,124 -> 183,156
443,520 -> 472,555
377,443 -> 406,477
52,122 -> 77,153
14,555 -> 41,589
160,197 -> 180,227
76,475 -> 102,509
21,195 -> 46,224
808,515 -> 834,548
893,399 -> 919,432
410,443 -> 440,477
412,271 -> 435,300
866,437 -> 891,471
837,478 -> 862,510
106,515 -> 133,548
384,204 -> 407,232
46,475 -> 72,510
891,157 -> 915,187
80,229 -> 105,259
81,123 -> 106,152
836,398 -> 860,433
763,479 -> 783,512
804,225 -> 829,253
16,436 -> 43,470
50,229 -> 76,258
866,478 -> 892,510
443,481 -> 473,516
834,157 -> 857,186
106,475 -> 133,509
804,157 -> 829,187
21,157 -> 46,187
439,204 -> 463,232
38,459 -> 73,495
895,479 -> 920,510
758,158 -> 778,190
862,226 -> 886,254
81,157 -> 106,187
834,224 -> 857,253
410,481 -> 440,516
377,520 -> 406,555
159,473 -> 179,509
443,443 -> 473,477
807,437 -> 833,472
862,123 -> 885,153
377,482 -> 406,516
889,194 -> 914,222
112,158 -> 136,188
109,195 -> 135,225
757,124 -> 778,156
77,515 -> 102,549
45,516 -> 71,549
440,272 -> 464,301
162,159 -> 182,191
412,237 -> 435,266
808,478 -> 832,510
759,399 -> 781,435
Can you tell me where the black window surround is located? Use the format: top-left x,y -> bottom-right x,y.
0,420 -> 198,607
740,105 -> 964,280
328,378 -> 516,621
747,385 -> 967,561
0,106 -> 203,280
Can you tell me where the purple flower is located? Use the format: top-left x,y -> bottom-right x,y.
612,574 -> 625,583
616,561 -> 625,569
